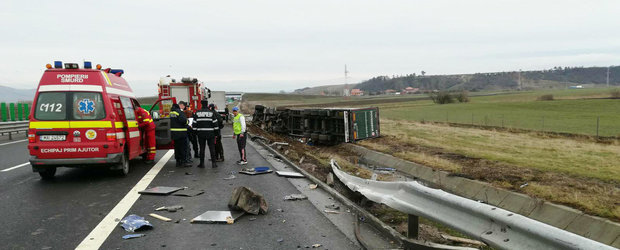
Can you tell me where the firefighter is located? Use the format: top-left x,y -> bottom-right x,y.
170,103 -> 191,167
193,99 -> 219,168
209,104 -> 225,162
179,101 -> 198,158
135,107 -> 156,164
232,106 -> 247,165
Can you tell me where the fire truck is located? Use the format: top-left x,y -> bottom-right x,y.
157,76 -> 209,111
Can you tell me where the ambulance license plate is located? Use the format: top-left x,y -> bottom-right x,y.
40,135 -> 66,141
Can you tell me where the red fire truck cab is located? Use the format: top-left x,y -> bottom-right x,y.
28,61 -> 165,179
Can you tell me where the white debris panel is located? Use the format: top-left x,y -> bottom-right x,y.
330,159 -> 615,250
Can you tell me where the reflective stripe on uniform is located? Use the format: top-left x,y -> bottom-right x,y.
195,128 -> 215,131
170,111 -> 179,116
195,118 -> 213,122
170,128 -> 187,131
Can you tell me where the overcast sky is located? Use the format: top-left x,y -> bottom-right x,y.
1,0 -> 619,96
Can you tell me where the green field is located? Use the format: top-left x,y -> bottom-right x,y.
377,88 -> 620,137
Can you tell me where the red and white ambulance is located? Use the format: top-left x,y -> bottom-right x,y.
27,61 -> 173,179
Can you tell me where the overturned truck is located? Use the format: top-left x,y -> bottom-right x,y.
252,105 -> 380,144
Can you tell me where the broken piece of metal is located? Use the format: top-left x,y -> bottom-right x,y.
324,209 -> 340,214
149,213 -> 172,222
190,211 -> 245,224
122,234 -> 145,240
283,194 -> 307,201
308,184 -> 318,189
120,214 -> 153,232
155,205 -> 184,212
138,186 -> 184,195
276,171 -> 304,178
173,189 -> 204,197
441,234 -> 487,247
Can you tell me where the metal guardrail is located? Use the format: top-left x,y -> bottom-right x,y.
331,159 -> 616,250
0,121 -> 29,140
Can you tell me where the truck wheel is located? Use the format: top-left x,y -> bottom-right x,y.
39,167 -> 56,180
116,153 -> 129,176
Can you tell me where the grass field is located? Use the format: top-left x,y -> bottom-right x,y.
376,88 -> 620,136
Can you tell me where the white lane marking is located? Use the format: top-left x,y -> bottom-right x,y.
75,150 -> 174,250
1,162 -> 29,172
0,139 -> 27,147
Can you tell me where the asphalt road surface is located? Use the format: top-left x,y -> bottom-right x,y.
0,128 -> 386,249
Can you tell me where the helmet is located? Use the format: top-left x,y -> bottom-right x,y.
232,107 -> 239,111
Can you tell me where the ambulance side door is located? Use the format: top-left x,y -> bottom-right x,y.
149,98 -> 176,149
118,97 -> 141,159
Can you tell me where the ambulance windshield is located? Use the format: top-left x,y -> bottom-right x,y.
34,92 -> 106,121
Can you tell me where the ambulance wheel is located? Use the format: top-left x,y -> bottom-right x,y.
116,153 -> 129,176
38,167 -> 56,180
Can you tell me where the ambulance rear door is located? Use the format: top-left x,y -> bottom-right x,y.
149,97 -> 176,149
114,97 -> 141,159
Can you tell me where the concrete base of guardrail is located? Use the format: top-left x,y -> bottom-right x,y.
347,144 -> 620,248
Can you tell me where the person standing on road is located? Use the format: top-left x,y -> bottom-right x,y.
170,103 -> 191,167
232,106 -> 247,165
179,101 -> 198,158
193,100 -> 219,168
135,107 -> 156,164
209,104 -> 225,162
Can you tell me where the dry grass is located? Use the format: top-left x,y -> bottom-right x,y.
360,119 -> 620,220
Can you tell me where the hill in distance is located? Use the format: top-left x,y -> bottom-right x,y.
0,85 -> 36,102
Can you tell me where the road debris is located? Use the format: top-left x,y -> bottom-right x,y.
185,172 -> 193,175
308,184 -> 318,189
325,204 -> 340,210
270,142 -> 289,147
277,238 -> 284,243
324,209 -> 340,214
240,167 -> 273,175
284,194 -> 308,201
312,243 -> 322,248
190,210 -> 245,224
120,214 -> 153,232
249,217 -> 257,221
223,175 -> 236,180
276,171 -> 305,178
375,167 -> 396,172
441,234 -> 487,247
326,173 -> 334,186
173,189 -> 204,197
520,183 -> 529,189
149,213 -> 172,222
299,156 -> 305,164
228,186 -> 269,215
276,208 -> 284,212
138,186 -> 184,195
155,205 -> 184,212
122,234 -> 145,240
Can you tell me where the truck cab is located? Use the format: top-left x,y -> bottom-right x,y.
28,61 -> 157,179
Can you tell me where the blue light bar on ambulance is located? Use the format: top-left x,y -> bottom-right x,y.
110,69 -> 124,76
54,61 -> 62,68
84,61 -> 92,69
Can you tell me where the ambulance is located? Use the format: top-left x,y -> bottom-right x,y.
27,61 -> 175,179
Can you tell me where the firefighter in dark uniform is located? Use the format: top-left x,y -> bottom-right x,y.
209,104 -> 225,161
170,103 -> 191,167
179,101 -> 198,158
193,100 -> 220,168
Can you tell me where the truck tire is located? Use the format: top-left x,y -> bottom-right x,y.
115,153 -> 129,176
38,167 -> 56,180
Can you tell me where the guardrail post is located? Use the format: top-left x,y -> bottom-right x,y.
9,103 -> 15,121
407,214 -> 419,239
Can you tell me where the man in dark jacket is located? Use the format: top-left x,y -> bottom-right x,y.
179,101 -> 198,158
170,103 -> 191,167
193,100 -> 220,168
209,104 -> 225,162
